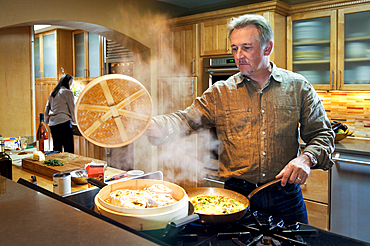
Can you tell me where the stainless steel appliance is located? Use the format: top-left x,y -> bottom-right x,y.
331,152 -> 370,243
202,56 -> 239,91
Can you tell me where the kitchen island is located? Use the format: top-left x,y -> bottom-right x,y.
0,175 -> 163,246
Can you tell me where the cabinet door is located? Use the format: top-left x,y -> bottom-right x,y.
42,31 -> 57,79
288,10 -> 337,91
157,77 -> 198,188
88,32 -> 101,78
73,31 -> 86,80
73,30 -> 103,82
338,6 -> 370,90
158,24 -> 197,77
34,36 -> 41,79
200,19 -> 231,56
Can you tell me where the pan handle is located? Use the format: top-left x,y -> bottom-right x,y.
247,178 -> 282,200
87,178 -> 107,189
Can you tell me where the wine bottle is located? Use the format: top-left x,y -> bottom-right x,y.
0,139 -> 12,179
36,113 -> 49,153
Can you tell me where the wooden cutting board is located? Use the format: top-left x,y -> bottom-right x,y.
22,153 -> 106,178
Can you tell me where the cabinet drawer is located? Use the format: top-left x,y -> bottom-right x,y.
305,200 -> 329,230
300,169 -> 329,204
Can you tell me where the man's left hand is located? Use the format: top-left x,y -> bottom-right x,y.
275,154 -> 312,186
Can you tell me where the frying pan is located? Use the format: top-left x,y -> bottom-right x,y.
181,178 -> 282,225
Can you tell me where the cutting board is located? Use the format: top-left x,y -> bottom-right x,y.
22,153 -> 106,178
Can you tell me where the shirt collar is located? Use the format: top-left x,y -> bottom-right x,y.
234,61 -> 283,85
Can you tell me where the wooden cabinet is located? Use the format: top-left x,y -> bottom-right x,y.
158,24 -> 197,77
288,3 -> 370,90
34,29 -> 73,124
301,169 -> 330,230
200,18 -> 231,56
72,30 -> 104,83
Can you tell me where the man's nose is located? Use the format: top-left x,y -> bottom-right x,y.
234,48 -> 244,59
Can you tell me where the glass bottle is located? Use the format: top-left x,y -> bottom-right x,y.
37,113 -> 49,153
0,139 -> 12,179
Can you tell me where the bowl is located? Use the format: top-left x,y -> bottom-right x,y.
335,128 -> 354,142
70,170 -> 88,184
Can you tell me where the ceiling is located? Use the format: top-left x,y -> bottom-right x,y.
157,0 -> 322,17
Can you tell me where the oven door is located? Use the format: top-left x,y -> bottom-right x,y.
204,67 -> 240,88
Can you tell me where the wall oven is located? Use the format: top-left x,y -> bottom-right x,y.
202,56 -> 239,91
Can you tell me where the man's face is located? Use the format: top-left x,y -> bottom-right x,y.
230,25 -> 271,77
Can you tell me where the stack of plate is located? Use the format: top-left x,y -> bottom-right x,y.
294,46 -> 322,60
294,21 -> 322,42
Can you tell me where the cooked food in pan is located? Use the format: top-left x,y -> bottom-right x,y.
189,195 -> 246,215
106,184 -> 177,209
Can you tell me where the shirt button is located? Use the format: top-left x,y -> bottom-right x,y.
262,131 -> 265,135
262,152 -> 266,156
261,109 -> 265,114
262,173 -> 266,177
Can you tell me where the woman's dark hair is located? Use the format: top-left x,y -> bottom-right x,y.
51,74 -> 74,97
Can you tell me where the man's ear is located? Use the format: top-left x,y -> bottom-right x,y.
264,41 -> 274,56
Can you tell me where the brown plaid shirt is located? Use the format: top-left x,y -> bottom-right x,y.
151,62 -> 335,184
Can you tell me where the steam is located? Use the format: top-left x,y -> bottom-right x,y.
109,3 -> 217,188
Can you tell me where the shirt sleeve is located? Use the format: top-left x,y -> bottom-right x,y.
64,90 -> 76,123
44,94 -> 51,125
299,82 -> 335,170
148,87 -> 216,146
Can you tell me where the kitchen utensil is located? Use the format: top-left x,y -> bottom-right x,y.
70,169 -> 88,184
74,74 -> 153,148
105,172 -> 127,182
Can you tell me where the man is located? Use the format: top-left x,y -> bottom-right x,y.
146,14 -> 335,224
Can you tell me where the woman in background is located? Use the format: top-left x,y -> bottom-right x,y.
45,74 -> 75,153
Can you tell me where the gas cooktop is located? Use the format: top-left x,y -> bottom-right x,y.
143,211 -> 370,246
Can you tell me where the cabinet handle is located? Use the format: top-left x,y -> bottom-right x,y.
338,69 -> 341,88
39,82 -> 43,92
191,79 -> 194,95
330,70 -> 333,87
226,35 -> 229,51
192,59 -> 195,74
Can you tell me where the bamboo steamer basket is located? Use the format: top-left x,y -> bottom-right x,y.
75,74 -> 153,148
94,179 -> 189,230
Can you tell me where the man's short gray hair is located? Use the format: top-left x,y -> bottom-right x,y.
228,14 -> 274,48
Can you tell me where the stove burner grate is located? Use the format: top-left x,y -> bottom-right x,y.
232,211 -> 317,246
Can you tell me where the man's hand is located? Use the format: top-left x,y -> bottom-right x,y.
275,154 -> 312,186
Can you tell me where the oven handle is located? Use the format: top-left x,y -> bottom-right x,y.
205,67 -> 239,74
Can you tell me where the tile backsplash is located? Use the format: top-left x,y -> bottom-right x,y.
318,91 -> 370,138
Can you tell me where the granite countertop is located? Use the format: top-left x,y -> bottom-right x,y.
332,137 -> 370,156
0,176 -> 160,246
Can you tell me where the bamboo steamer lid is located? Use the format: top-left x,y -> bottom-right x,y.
75,74 -> 153,148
